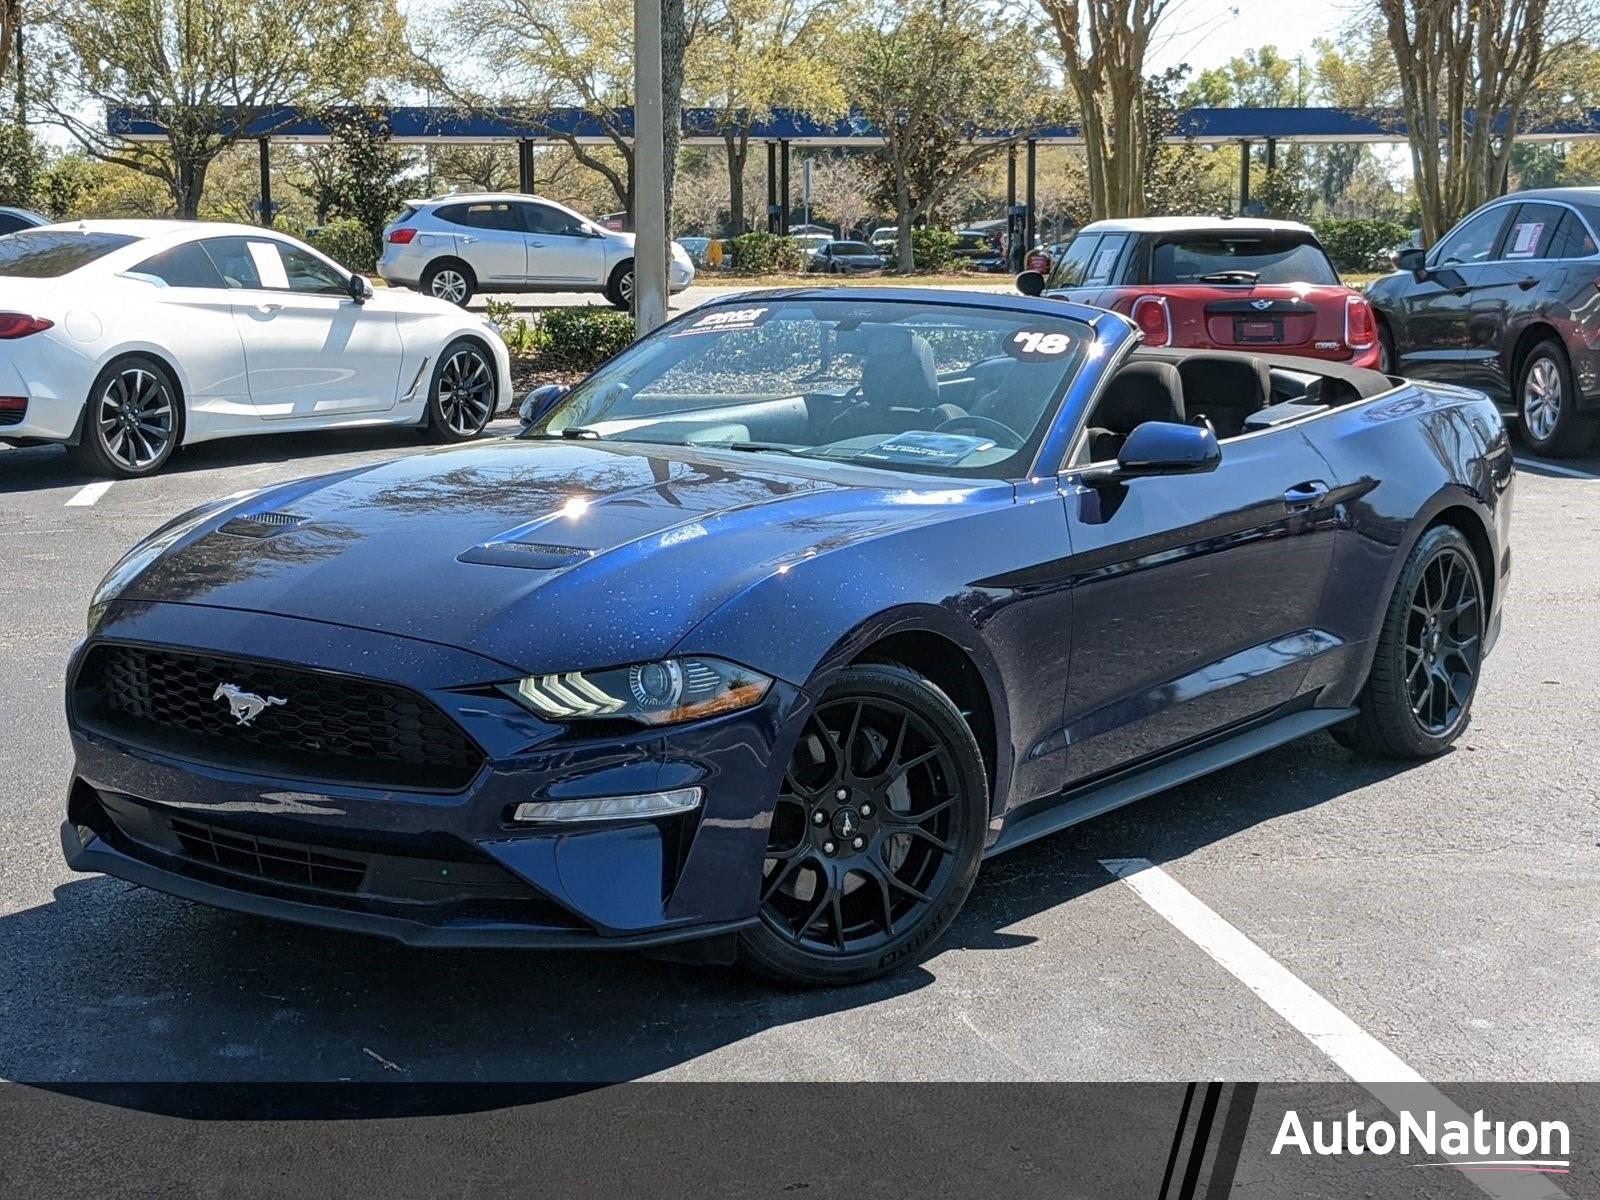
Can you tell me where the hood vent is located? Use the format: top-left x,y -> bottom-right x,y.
458,541 -> 597,570
218,511 -> 310,538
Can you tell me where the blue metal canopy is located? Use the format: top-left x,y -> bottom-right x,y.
106,104 -> 1600,147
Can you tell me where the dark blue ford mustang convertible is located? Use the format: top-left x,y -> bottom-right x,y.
63,290 -> 1514,984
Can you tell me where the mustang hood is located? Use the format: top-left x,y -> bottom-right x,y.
124,439 -> 999,676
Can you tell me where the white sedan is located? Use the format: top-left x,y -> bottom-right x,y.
0,220 -> 513,477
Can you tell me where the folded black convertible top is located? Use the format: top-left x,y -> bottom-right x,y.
1132,345 -> 1394,399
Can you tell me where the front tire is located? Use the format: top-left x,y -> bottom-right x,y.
69,355 -> 181,478
423,339 -> 497,442
738,664 -> 988,986
1517,339 -> 1596,457
1331,524 -> 1485,759
1376,320 -> 1396,375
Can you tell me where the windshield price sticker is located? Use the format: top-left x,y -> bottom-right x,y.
672,306 -> 772,336
1004,330 -> 1073,361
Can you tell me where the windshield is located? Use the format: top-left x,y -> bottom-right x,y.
523,298 -> 1090,477
1151,235 -> 1338,285
0,230 -> 140,277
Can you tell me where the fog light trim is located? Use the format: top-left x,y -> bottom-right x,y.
513,787 -> 702,824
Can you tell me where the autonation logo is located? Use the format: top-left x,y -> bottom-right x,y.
1272,1109 -> 1571,1175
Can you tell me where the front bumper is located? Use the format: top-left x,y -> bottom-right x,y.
63,602 -> 804,950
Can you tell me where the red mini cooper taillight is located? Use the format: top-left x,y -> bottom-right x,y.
0,313 -> 53,339
1345,295 -> 1377,350
1131,295 -> 1171,347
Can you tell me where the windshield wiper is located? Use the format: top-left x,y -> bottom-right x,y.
521,426 -> 604,440
1197,270 -> 1261,283
715,441 -> 815,458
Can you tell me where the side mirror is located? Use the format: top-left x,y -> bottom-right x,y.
518,383 -> 571,427
1081,421 -> 1220,484
347,272 -> 373,302
1395,246 -> 1427,278
1016,270 -> 1046,297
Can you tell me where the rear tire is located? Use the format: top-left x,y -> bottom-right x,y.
738,664 -> 987,986
423,339 -> 497,442
422,259 -> 475,307
1331,524 -> 1485,759
1516,339 -> 1597,457
69,354 -> 182,479
1376,320 -> 1396,375
604,260 -> 635,310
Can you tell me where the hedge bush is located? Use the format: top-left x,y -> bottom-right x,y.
1312,217 -> 1411,272
306,218 -> 378,274
728,231 -> 806,272
910,227 -> 960,272
484,302 -> 637,373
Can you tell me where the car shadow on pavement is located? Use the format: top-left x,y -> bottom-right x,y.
0,734 -> 1417,1090
0,420 -> 523,494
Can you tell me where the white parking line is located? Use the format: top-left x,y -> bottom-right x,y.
1516,457 -> 1600,480
65,481 -> 114,507
1101,858 -> 1569,1200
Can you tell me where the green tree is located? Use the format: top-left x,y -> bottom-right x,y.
690,0 -> 850,235
32,0 -> 402,217
308,109 -> 417,256
1040,0 -> 1170,218
844,0 -> 1059,271
1371,0 -> 1587,244
424,0 -> 711,232
0,121 -> 41,205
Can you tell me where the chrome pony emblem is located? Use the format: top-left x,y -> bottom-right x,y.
213,682 -> 286,726
1251,299 -> 1273,310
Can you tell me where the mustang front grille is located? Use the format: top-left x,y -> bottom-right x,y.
73,644 -> 484,791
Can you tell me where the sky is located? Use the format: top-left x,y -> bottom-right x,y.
1147,0 -> 1356,77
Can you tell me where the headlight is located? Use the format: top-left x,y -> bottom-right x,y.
505,656 -> 771,726
86,490 -> 260,634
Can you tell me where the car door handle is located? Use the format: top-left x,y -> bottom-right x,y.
460,236 -> 477,245
527,240 -> 545,248
1517,276 -> 1538,290
1283,480 -> 1330,508
253,302 -> 283,314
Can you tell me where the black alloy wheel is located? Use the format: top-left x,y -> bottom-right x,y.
71,355 -> 181,478
424,340 -> 497,441
739,664 -> 987,985
1332,524 -> 1484,758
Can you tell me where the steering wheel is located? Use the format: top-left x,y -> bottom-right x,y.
934,414 -> 1024,449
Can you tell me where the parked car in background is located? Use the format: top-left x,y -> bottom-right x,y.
869,226 -> 898,250
379,193 -> 695,308
63,289 -> 1512,984
1367,188 -> 1600,456
0,206 -> 49,236
0,221 -> 511,477
952,229 -> 1000,263
678,236 -> 712,266
809,240 -> 888,274
1018,217 -> 1380,369
792,231 -> 834,266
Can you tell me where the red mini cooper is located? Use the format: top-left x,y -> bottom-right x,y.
1017,217 -> 1381,369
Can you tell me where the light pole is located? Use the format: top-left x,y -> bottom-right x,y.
633,0 -> 669,333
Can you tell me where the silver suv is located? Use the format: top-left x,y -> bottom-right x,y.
379,193 -> 695,307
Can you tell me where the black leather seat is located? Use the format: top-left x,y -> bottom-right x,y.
827,327 -> 941,439
1176,355 -> 1271,438
967,355 -> 1062,434
1085,361 -> 1185,461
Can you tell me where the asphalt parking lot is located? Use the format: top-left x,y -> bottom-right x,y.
2,415 -> 1597,1084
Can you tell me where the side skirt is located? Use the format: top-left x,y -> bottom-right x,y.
984,706 -> 1358,858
